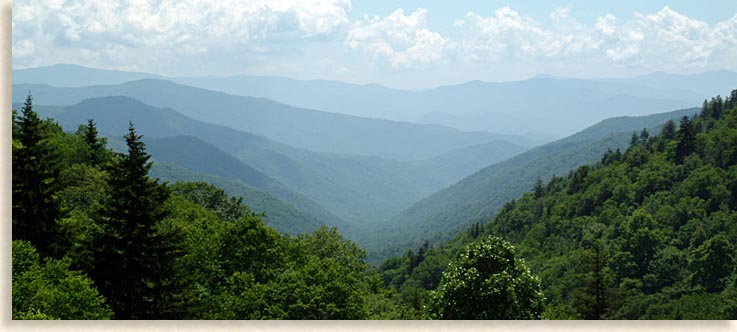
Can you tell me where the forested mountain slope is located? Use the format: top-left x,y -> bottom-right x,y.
413,140 -> 527,185
380,91 -> 737,319
373,107 -> 698,260
147,161 -> 335,236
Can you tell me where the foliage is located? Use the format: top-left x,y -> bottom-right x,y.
12,103 -> 402,319
382,90 -> 737,320
12,95 -> 61,256
90,123 -> 183,319
12,241 -> 113,320
427,236 -> 545,319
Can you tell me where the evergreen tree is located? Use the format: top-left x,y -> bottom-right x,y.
702,99 -> 711,118
629,131 -> 640,147
713,96 -> 723,119
534,177 -> 545,198
92,122 -> 182,319
660,120 -> 676,140
675,116 -> 696,163
12,94 -> 60,256
574,243 -> 612,319
639,128 -> 650,143
81,119 -> 106,166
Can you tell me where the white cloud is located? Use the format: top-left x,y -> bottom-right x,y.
549,5 -> 571,23
595,14 -> 617,37
12,0 -> 352,71
597,7 -> 723,66
345,8 -> 447,69
453,7 -> 574,61
11,2 -> 737,82
451,6 -> 737,74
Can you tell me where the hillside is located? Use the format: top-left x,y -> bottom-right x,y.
149,161 -> 329,236
414,140 -> 532,184
381,91 -> 737,319
12,80 -> 528,161
372,107 -> 698,260
26,96 -> 507,242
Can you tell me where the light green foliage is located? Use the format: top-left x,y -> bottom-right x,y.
12,241 -> 113,320
427,236 -> 545,319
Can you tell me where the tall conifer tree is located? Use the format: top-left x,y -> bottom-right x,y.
92,122 -> 181,319
675,116 -> 696,163
83,119 -> 106,166
12,94 -> 59,256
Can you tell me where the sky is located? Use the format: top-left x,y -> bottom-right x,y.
11,0 -> 737,89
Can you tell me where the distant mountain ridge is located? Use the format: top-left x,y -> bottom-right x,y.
12,79 -> 529,161
15,64 -> 734,137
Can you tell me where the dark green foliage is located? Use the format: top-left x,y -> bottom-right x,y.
630,131 -> 640,146
573,242 -> 613,319
12,94 -> 61,256
78,119 -> 109,166
427,236 -> 545,319
660,120 -> 676,140
675,116 -> 696,163
12,241 -> 113,320
689,234 -> 734,293
91,123 -> 183,319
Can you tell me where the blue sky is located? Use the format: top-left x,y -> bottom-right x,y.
352,1 -> 737,29
12,1 -> 737,89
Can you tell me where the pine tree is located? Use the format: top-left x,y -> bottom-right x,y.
12,94 -> 60,256
82,119 -> 106,166
713,96 -> 723,119
675,116 -> 696,164
534,177 -> 545,198
92,122 -> 182,319
574,243 -> 612,319
629,131 -> 640,147
660,120 -> 676,140
639,128 -> 649,143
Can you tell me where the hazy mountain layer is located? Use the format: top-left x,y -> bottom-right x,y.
24,96 -> 526,244
368,107 -> 698,261
16,64 -> 735,138
12,80 -> 528,161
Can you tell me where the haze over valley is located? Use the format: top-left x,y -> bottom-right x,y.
12,64 -> 735,258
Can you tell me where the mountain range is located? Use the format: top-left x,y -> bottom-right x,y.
16,64 -> 736,137
13,78 -> 533,161
22,95 -> 525,245
13,64 -> 719,260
